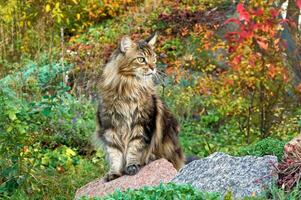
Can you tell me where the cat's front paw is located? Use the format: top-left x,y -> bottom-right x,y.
124,164 -> 140,175
104,172 -> 121,182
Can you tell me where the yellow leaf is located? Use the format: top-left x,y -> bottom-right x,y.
55,2 -> 60,9
72,0 -> 78,4
45,4 -> 51,12
76,13 -> 80,20
65,148 -> 76,156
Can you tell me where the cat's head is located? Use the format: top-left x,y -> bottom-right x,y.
115,33 -> 157,78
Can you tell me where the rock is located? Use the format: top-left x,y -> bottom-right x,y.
284,134 -> 301,156
172,152 -> 277,198
75,159 -> 177,199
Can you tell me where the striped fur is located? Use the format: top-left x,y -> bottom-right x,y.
94,34 -> 184,181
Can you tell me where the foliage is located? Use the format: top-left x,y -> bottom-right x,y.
0,0 -> 301,199
0,58 -> 104,198
0,0 -> 140,67
276,157 -> 301,192
276,135 -> 301,192
78,182 -> 301,200
80,183 -> 222,200
236,137 -> 287,161
180,118 -> 244,158
3,157 -> 106,200
266,184 -> 301,200
198,1 -> 299,145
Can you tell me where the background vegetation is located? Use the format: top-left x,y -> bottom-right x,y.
0,0 -> 301,199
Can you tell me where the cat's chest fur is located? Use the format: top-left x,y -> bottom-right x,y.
101,95 -> 153,134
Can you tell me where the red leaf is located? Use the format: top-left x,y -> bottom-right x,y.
257,40 -> 268,50
267,64 -> 277,78
296,0 -> 301,10
239,30 -> 253,39
223,18 -> 240,25
237,3 -> 250,22
252,8 -> 264,16
270,9 -> 280,18
225,32 -> 239,43
232,55 -> 242,65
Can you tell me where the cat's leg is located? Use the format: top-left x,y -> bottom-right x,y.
102,129 -> 124,181
124,126 -> 146,175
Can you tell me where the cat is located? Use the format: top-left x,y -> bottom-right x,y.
94,33 -> 184,181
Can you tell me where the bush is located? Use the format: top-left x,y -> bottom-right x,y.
0,58 -> 102,197
81,183 -> 222,200
0,0 -> 140,64
80,183 -> 269,200
236,137 -> 287,161
266,184 -> 301,200
4,156 -> 106,200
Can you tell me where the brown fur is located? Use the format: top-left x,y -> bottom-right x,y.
94,34 -> 184,181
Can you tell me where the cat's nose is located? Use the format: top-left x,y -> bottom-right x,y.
149,64 -> 155,70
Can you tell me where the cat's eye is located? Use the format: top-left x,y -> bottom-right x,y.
137,57 -> 146,64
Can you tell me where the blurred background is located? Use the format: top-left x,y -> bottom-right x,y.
0,0 -> 301,199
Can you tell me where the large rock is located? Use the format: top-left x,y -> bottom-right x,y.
75,159 -> 177,199
172,152 -> 277,198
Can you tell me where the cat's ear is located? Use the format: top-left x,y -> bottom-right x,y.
120,36 -> 134,53
145,32 -> 157,47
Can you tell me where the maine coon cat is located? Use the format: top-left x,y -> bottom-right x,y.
94,33 -> 184,181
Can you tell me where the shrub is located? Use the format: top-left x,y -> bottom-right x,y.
236,137 -> 287,161
266,184 -> 301,200
82,183 -> 222,200
5,156 -> 106,200
275,133 -> 301,192
0,58 -> 100,197
0,0 -> 140,64
197,1 -> 298,145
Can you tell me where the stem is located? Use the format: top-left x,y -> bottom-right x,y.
60,27 -> 66,83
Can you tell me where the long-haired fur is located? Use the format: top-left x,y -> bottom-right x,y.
94,33 -> 184,181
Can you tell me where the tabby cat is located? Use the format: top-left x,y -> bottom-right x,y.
94,33 -> 184,181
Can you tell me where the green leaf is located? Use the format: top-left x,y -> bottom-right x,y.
8,111 -> 17,121
41,157 -> 50,165
6,126 -> 13,132
42,107 -> 51,117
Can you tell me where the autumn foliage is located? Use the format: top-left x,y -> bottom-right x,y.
196,1 -> 298,143
1,0 -> 301,198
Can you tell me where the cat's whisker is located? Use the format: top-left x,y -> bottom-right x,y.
154,72 -> 167,86
157,70 -> 167,77
156,73 -> 163,82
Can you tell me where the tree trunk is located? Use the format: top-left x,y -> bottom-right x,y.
280,0 -> 301,86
